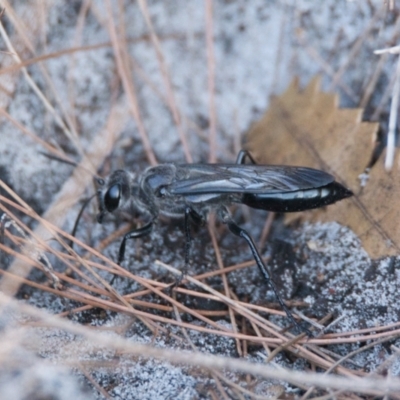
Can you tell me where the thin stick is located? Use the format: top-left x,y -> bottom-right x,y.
385,55 -> 400,171
1,293 -> 400,395
0,100 -> 130,297
0,19 -> 83,155
137,0 -> 192,163
208,218 -> 242,356
105,0 -> 157,166
205,0 -> 217,163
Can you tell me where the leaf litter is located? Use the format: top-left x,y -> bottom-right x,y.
246,76 -> 400,259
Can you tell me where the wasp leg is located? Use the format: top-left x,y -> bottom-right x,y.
118,221 -> 153,265
218,206 -> 312,336
236,149 -> 258,165
69,194 -> 96,250
184,207 -> 204,274
169,207 -> 204,293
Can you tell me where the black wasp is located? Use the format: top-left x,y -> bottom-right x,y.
95,150 -> 352,334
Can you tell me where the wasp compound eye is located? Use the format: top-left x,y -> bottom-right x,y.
104,184 -> 121,212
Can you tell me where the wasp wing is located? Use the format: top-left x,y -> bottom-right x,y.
170,164 -> 335,195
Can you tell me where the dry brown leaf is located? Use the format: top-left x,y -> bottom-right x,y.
245,76 -> 400,258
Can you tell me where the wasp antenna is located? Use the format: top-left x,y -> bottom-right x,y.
39,151 -> 79,167
40,151 -> 99,178
69,193 -> 97,250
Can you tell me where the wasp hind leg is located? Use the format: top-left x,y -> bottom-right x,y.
236,149 -> 258,165
217,206 -> 312,336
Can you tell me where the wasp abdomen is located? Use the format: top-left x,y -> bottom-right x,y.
241,181 -> 353,212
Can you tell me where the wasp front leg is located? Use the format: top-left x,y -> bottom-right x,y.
118,221 -> 154,265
